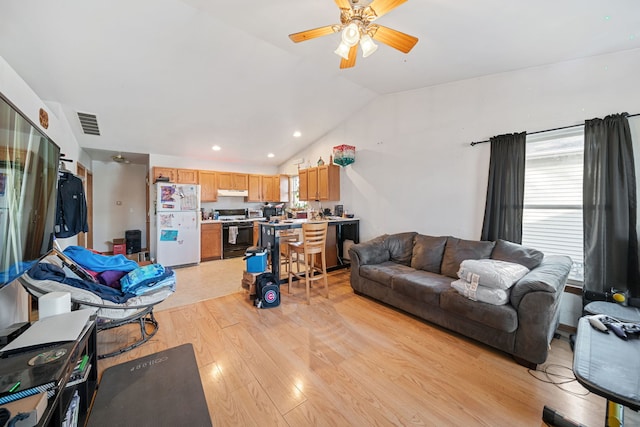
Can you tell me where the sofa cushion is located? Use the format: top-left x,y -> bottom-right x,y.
360,261 -> 415,287
440,237 -> 495,279
384,232 -> 417,266
440,288 -> 518,333
491,239 -> 544,270
411,234 -> 448,274
391,270 -> 452,306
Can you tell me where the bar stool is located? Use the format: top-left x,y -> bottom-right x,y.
279,229 -> 299,274
288,222 -> 328,304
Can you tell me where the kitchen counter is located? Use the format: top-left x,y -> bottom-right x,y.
201,217 -> 265,224
259,218 -> 359,283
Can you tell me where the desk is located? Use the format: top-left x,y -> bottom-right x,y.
573,317 -> 640,426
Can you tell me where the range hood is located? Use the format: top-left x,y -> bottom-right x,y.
217,189 -> 249,197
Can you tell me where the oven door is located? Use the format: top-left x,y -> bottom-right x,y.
222,224 -> 253,258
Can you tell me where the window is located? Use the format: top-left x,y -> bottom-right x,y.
290,175 -> 307,209
521,128 -> 584,283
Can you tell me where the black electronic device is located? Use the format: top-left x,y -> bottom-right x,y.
542,406 -> 587,427
0,322 -> 30,346
0,94 -> 60,288
125,229 -> 142,254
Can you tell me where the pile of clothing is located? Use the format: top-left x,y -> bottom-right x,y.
28,246 -> 175,303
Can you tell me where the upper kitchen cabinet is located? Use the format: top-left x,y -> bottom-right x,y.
199,170 -> 217,202
299,165 -> 340,201
153,167 -> 177,183
247,175 -> 285,202
151,167 -> 198,184
298,169 -> 308,201
262,175 -> 280,202
318,165 -> 340,200
218,172 -> 248,191
247,174 -> 262,202
177,168 -> 198,184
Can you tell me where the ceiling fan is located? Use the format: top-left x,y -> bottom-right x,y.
289,0 -> 418,69
112,153 -> 130,164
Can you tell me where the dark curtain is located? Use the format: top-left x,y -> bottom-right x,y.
583,113 -> 640,297
481,132 -> 526,243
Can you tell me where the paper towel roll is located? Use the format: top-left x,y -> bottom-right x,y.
39,291 -> 71,319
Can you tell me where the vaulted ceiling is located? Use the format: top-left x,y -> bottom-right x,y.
1,0 -> 639,166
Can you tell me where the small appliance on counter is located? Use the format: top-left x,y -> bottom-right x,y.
263,206 -> 283,220
334,205 -> 344,217
247,208 -> 263,219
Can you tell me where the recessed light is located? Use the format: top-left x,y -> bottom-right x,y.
267,153 -> 275,158
293,131 -> 302,138
212,145 -> 221,151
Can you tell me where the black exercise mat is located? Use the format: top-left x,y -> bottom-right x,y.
87,343 -> 211,427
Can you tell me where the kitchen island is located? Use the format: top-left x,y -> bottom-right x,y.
258,218 -> 360,283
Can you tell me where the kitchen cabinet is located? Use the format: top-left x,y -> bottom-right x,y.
201,223 -> 222,261
153,167 -> 177,183
298,165 -> 340,201
253,221 -> 260,245
198,170 -> 217,202
247,174 -> 262,202
177,168 -> 198,184
218,172 -> 248,191
301,165 -> 340,201
152,167 -> 198,184
298,169 -> 308,201
318,165 -> 340,200
262,175 -> 280,202
247,175 -> 282,202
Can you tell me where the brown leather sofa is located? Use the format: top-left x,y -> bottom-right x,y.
348,232 -> 572,368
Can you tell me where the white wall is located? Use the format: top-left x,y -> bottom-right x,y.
91,161 -> 148,253
0,56 -> 85,328
282,48 -> 640,243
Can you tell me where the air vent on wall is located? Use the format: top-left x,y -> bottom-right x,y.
77,112 -> 101,135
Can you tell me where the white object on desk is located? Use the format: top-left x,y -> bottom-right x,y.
1,309 -> 92,353
38,291 -> 71,319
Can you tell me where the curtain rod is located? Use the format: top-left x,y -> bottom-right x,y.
470,112 -> 640,146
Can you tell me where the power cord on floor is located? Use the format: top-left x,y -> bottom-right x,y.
528,363 -> 590,397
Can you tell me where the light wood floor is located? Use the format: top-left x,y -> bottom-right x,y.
96,268 -> 621,426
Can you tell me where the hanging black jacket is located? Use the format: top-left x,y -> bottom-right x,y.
55,172 -> 88,238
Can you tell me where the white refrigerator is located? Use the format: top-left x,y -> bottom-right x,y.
156,183 -> 201,267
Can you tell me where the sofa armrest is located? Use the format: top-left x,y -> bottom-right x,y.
510,255 -> 572,365
510,255 -> 572,310
348,235 -> 390,266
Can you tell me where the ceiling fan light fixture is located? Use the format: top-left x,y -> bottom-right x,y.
360,34 -> 378,58
334,41 -> 351,60
341,22 -> 360,47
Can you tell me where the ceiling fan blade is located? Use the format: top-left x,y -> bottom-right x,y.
340,45 -> 358,69
371,25 -> 418,53
334,0 -> 352,10
289,25 -> 337,43
367,0 -> 407,20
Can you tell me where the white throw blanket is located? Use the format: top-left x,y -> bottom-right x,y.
228,226 -> 238,244
451,278 -> 510,305
457,259 -> 529,290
